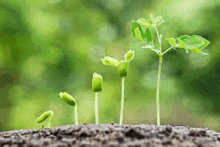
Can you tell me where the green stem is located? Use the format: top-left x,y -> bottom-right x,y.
75,104 -> 78,125
95,92 -> 99,124
154,26 -> 161,53
119,77 -> 125,125
163,47 -> 176,55
156,54 -> 163,126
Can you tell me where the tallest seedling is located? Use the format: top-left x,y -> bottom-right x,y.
131,13 -> 210,126
101,50 -> 135,125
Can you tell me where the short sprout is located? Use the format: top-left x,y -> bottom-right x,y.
59,92 -> 76,107
92,72 -> 103,92
36,110 -> 53,128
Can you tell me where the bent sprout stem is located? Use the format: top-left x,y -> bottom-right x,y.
119,77 -> 125,125
74,104 -> 78,125
95,92 -> 99,124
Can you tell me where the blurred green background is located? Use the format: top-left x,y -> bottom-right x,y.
0,0 -> 219,131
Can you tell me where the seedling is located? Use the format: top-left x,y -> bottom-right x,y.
131,13 -> 210,126
36,110 -> 53,128
92,72 -> 103,124
101,50 -> 135,125
59,92 -> 78,125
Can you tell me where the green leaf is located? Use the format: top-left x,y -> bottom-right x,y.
190,48 -> 208,55
177,38 -> 185,48
149,13 -> 164,26
101,56 -> 119,67
165,38 -> 176,46
177,35 -> 210,54
36,110 -> 53,123
124,49 -> 135,62
145,28 -> 152,43
130,21 -> 145,42
59,92 -> 76,107
192,35 -> 210,49
137,18 -> 152,26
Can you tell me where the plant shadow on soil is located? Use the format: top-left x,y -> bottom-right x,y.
0,124 -> 220,147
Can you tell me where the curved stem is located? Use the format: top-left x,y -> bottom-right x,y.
119,77 -> 125,125
74,104 -> 78,125
156,55 -> 163,126
95,92 -> 99,124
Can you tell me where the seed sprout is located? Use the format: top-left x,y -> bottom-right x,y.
59,92 -> 78,125
36,110 -> 53,129
101,49 -> 135,125
131,13 -> 210,126
92,72 -> 103,124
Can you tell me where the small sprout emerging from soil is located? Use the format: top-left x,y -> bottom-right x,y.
101,49 -> 135,125
59,92 -> 78,125
92,72 -> 103,124
131,13 -> 210,126
36,110 -> 53,128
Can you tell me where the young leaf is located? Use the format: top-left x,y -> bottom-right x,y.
59,92 -> 76,107
124,49 -> 135,62
101,56 -> 119,67
190,48 -> 208,55
130,21 -> 145,42
192,35 -> 210,49
137,18 -> 152,26
92,72 -> 103,92
177,38 -> 185,48
145,28 -> 152,43
166,38 -> 176,46
36,110 -> 53,124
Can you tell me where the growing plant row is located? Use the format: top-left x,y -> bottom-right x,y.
36,13 -> 210,128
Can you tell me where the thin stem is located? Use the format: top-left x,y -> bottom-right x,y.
119,77 -> 125,125
74,104 -> 78,125
156,54 -> 163,126
154,26 -> 161,53
162,47 -> 176,55
95,92 -> 99,124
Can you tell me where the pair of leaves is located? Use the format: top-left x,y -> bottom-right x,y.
130,21 -> 152,43
136,13 -> 164,27
166,35 -> 210,55
101,49 -> 135,67
36,110 -> 53,124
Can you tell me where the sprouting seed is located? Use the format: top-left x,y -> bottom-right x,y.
92,72 -> 103,124
59,92 -> 78,125
101,49 -> 135,125
36,110 -> 53,128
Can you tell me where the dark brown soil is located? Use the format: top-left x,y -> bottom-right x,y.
0,124 -> 220,147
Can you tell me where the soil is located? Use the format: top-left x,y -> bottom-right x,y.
0,124 -> 220,147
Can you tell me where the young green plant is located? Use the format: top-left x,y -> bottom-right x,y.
59,92 -> 78,125
101,50 -> 135,125
131,13 -> 210,126
92,72 -> 103,124
36,110 -> 53,129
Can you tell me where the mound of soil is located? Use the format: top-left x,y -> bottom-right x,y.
0,124 -> 220,147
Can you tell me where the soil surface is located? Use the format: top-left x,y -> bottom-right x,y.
0,124 -> 220,147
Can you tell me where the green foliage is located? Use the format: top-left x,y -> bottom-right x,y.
92,72 -> 103,92
59,92 -> 76,107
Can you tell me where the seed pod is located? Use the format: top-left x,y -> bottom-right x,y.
117,61 -> 128,78
92,73 -> 103,92
59,92 -> 76,106
36,110 -> 53,123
